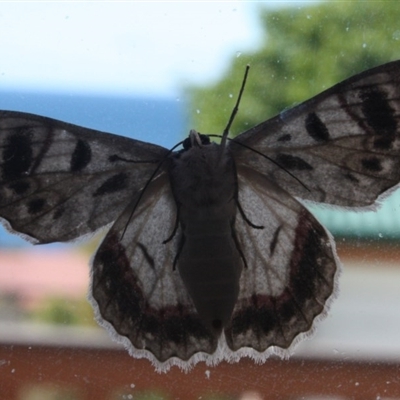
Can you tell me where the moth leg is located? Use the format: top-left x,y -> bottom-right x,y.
236,199 -> 264,229
231,220 -> 248,269
108,154 -> 160,164
137,242 -> 155,269
172,234 -> 185,271
163,203 -> 180,244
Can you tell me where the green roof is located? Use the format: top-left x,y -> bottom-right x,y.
308,190 -> 400,239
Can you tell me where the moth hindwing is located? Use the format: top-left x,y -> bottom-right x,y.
1,60 -> 400,372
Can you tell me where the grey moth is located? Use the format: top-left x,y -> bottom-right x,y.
1,60 -> 400,372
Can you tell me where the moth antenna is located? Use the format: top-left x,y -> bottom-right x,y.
220,64 -> 250,151
120,139 -> 185,240
208,133 -> 309,191
228,138 -> 311,192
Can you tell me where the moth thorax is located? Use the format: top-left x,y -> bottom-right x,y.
170,143 -> 236,209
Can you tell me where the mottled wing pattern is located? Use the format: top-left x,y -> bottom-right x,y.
0,111 -> 168,243
91,173 -> 217,364
2,61 -> 400,372
225,165 -> 337,352
231,60 -> 400,207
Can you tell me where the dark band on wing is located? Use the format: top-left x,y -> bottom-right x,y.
92,232 -> 217,361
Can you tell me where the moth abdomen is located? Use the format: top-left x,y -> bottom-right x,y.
177,214 -> 243,334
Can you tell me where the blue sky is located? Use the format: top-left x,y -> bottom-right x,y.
0,2 -> 266,97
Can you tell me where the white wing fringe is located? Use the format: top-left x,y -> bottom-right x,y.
88,226 -> 341,374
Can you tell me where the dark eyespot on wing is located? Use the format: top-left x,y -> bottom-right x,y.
70,139 -> 91,172
277,134 -> 292,142
93,172 -> 129,196
2,132 -> 33,180
8,181 -> 30,195
360,88 -> 397,135
109,154 -> 120,162
361,157 -> 383,172
52,206 -> 66,220
28,198 -> 46,214
276,154 -> 313,171
373,135 -> 395,150
305,112 -> 330,142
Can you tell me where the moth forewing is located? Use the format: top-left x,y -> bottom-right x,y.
231,60 -> 400,208
0,111 -> 168,243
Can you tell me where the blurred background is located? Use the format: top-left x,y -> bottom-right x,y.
1,2 -> 400,400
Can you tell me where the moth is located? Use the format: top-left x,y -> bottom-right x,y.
1,60 -> 400,372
